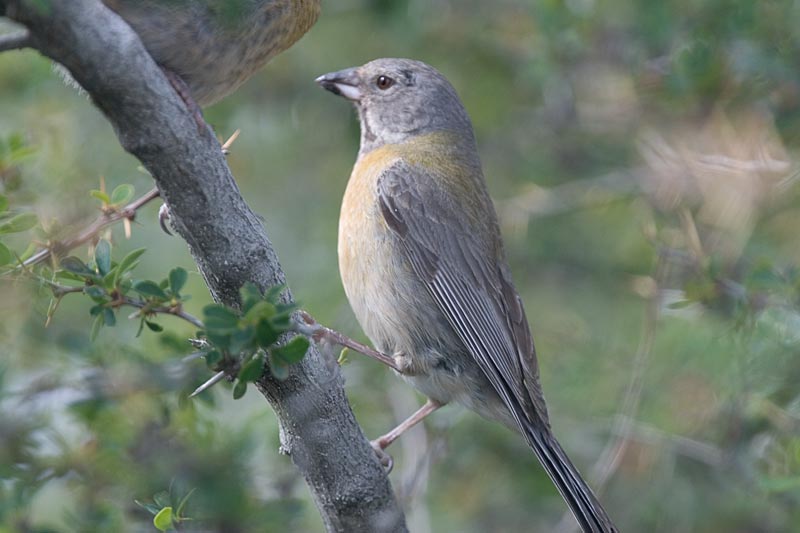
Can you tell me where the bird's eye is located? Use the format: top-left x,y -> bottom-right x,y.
376,75 -> 395,90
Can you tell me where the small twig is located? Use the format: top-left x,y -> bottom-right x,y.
121,295 -> 204,329
609,415 -> 725,467
499,168 -> 643,237
294,311 -> 400,371
36,276 -> 205,329
0,30 -> 30,52
679,208 -> 706,267
23,187 -> 161,268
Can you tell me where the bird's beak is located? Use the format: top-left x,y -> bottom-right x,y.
315,68 -> 362,102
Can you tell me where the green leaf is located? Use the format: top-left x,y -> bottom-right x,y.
145,320 -> 164,332
239,282 -> 262,312
229,325 -> 255,354
89,189 -> 110,204
134,280 -> 168,300
268,354 -> 289,380
175,488 -> 196,519
232,380 -> 247,399
204,349 -> 222,368
168,267 -> 188,295
103,308 -> 116,327
153,506 -> 173,531
113,247 -> 146,286
238,352 -> 265,382
243,300 -> 276,323
61,256 -> 95,276
110,183 -> 135,205
205,330 -> 231,351
153,491 -> 170,509
0,242 -> 12,266
0,195 -> 7,214
272,336 -> 309,364
134,499 -> 161,516
203,304 -> 239,332
265,284 -> 286,303
90,313 -> 103,341
17,242 -> 35,262
270,311 -> 292,330
83,285 -> 106,299
0,212 -> 37,234
255,319 -> 278,347
94,239 -> 111,276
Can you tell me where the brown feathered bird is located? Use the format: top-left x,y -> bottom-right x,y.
104,0 -> 321,106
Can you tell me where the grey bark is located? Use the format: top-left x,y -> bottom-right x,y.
0,0 -> 407,531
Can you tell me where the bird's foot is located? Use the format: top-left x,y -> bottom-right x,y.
294,312 -> 401,372
160,66 -> 207,134
370,439 -> 394,472
392,352 -> 419,375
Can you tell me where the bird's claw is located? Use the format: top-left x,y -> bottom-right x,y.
158,203 -> 173,235
370,440 -> 394,473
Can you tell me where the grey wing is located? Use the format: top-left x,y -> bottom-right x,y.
376,160 -> 550,429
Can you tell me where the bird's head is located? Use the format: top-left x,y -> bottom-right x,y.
316,58 -> 475,154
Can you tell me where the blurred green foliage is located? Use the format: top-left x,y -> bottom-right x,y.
2,0 -> 800,531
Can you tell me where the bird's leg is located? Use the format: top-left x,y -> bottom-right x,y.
295,311 -> 401,372
370,399 -> 442,471
160,66 -> 207,133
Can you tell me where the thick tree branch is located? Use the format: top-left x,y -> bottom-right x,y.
1,1 -> 406,531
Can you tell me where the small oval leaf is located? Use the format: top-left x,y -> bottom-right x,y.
89,189 -> 110,204
113,247 -> 146,286
0,212 -> 37,234
134,280 -> 168,300
232,380 -> 247,399
272,336 -> 310,365
94,239 -> 111,276
110,183 -> 135,205
238,352 -> 265,382
61,256 -> 94,276
168,267 -> 188,295
153,506 -> 173,531
0,242 -> 12,265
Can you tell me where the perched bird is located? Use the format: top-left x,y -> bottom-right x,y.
317,58 -> 617,533
104,0 -> 321,106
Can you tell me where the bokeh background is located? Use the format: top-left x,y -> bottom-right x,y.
2,0 -> 800,531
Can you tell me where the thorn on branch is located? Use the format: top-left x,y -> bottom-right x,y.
190,370 -> 227,398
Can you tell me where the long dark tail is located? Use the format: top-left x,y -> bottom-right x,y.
523,425 -> 618,533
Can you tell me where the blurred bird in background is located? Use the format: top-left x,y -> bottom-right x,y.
104,0 -> 321,108
317,58 -> 618,533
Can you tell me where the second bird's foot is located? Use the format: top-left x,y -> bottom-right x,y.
160,66 -> 207,134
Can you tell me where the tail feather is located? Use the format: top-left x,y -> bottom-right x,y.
523,426 -> 617,533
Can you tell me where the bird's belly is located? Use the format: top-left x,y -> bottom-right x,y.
338,198 -> 436,359
338,194 -> 497,409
